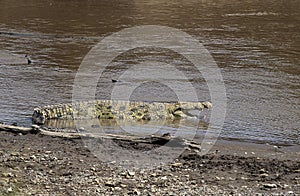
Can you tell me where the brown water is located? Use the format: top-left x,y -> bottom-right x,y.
0,0 -> 299,144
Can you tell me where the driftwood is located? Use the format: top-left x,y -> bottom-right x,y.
0,124 -> 34,134
0,124 -> 201,151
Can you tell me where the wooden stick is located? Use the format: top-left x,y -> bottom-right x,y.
0,124 -> 201,150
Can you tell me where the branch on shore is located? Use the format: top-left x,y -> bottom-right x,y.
0,124 -> 201,151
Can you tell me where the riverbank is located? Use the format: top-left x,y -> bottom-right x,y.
0,125 -> 299,195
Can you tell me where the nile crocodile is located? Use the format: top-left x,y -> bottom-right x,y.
32,100 -> 212,125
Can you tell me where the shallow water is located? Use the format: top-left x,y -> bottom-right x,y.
0,0 -> 299,144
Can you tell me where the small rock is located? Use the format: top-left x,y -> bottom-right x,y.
283,184 -> 289,189
151,173 -> 157,177
294,169 -> 300,173
119,172 -> 126,176
105,181 -> 115,187
171,162 -> 182,167
133,188 -> 141,195
228,185 -> 235,190
259,168 -> 268,174
10,152 -> 20,156
114,187 -> 122,191
91,167 -> 96,171
260,173 -> 269,178
2,172 -> 13,177
215,176 -> 220,180
94,178 -> 100,184
51,157 -> 58,161
7,187 -> 13,192
161,176 -> 167,180
263,183 -> 277,189
11,179 -> 18,183
128,171 -> 135,176
79,127 -> 86,132
30,155 -> 36,160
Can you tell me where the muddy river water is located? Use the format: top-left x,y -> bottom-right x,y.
0,0 -> 299,145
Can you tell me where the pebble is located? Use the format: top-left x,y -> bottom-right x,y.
90,167 -> 96,171
259,169 -> 268,174
10,152 -> 20,156
263,183 -> 277,189
161,176 -> 168,180
114,187 -> 122,191
259,173 -> 269,178
283,184 -> 289,189
151,173 -> 157,177
128,171 -> 135,176
171,162 -> 182,167
30,155 -> 36,160
133,188 -> 141,195
105,181 -> 115,187
2,172 -> 13,177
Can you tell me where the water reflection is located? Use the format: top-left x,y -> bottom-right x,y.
44,118 -> 209,137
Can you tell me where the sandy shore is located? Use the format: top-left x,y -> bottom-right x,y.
0,126 -> 299,195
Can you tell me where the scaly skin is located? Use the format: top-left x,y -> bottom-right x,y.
32,100 -> 212,125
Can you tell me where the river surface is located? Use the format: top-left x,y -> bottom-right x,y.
0,0 -> 299,145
